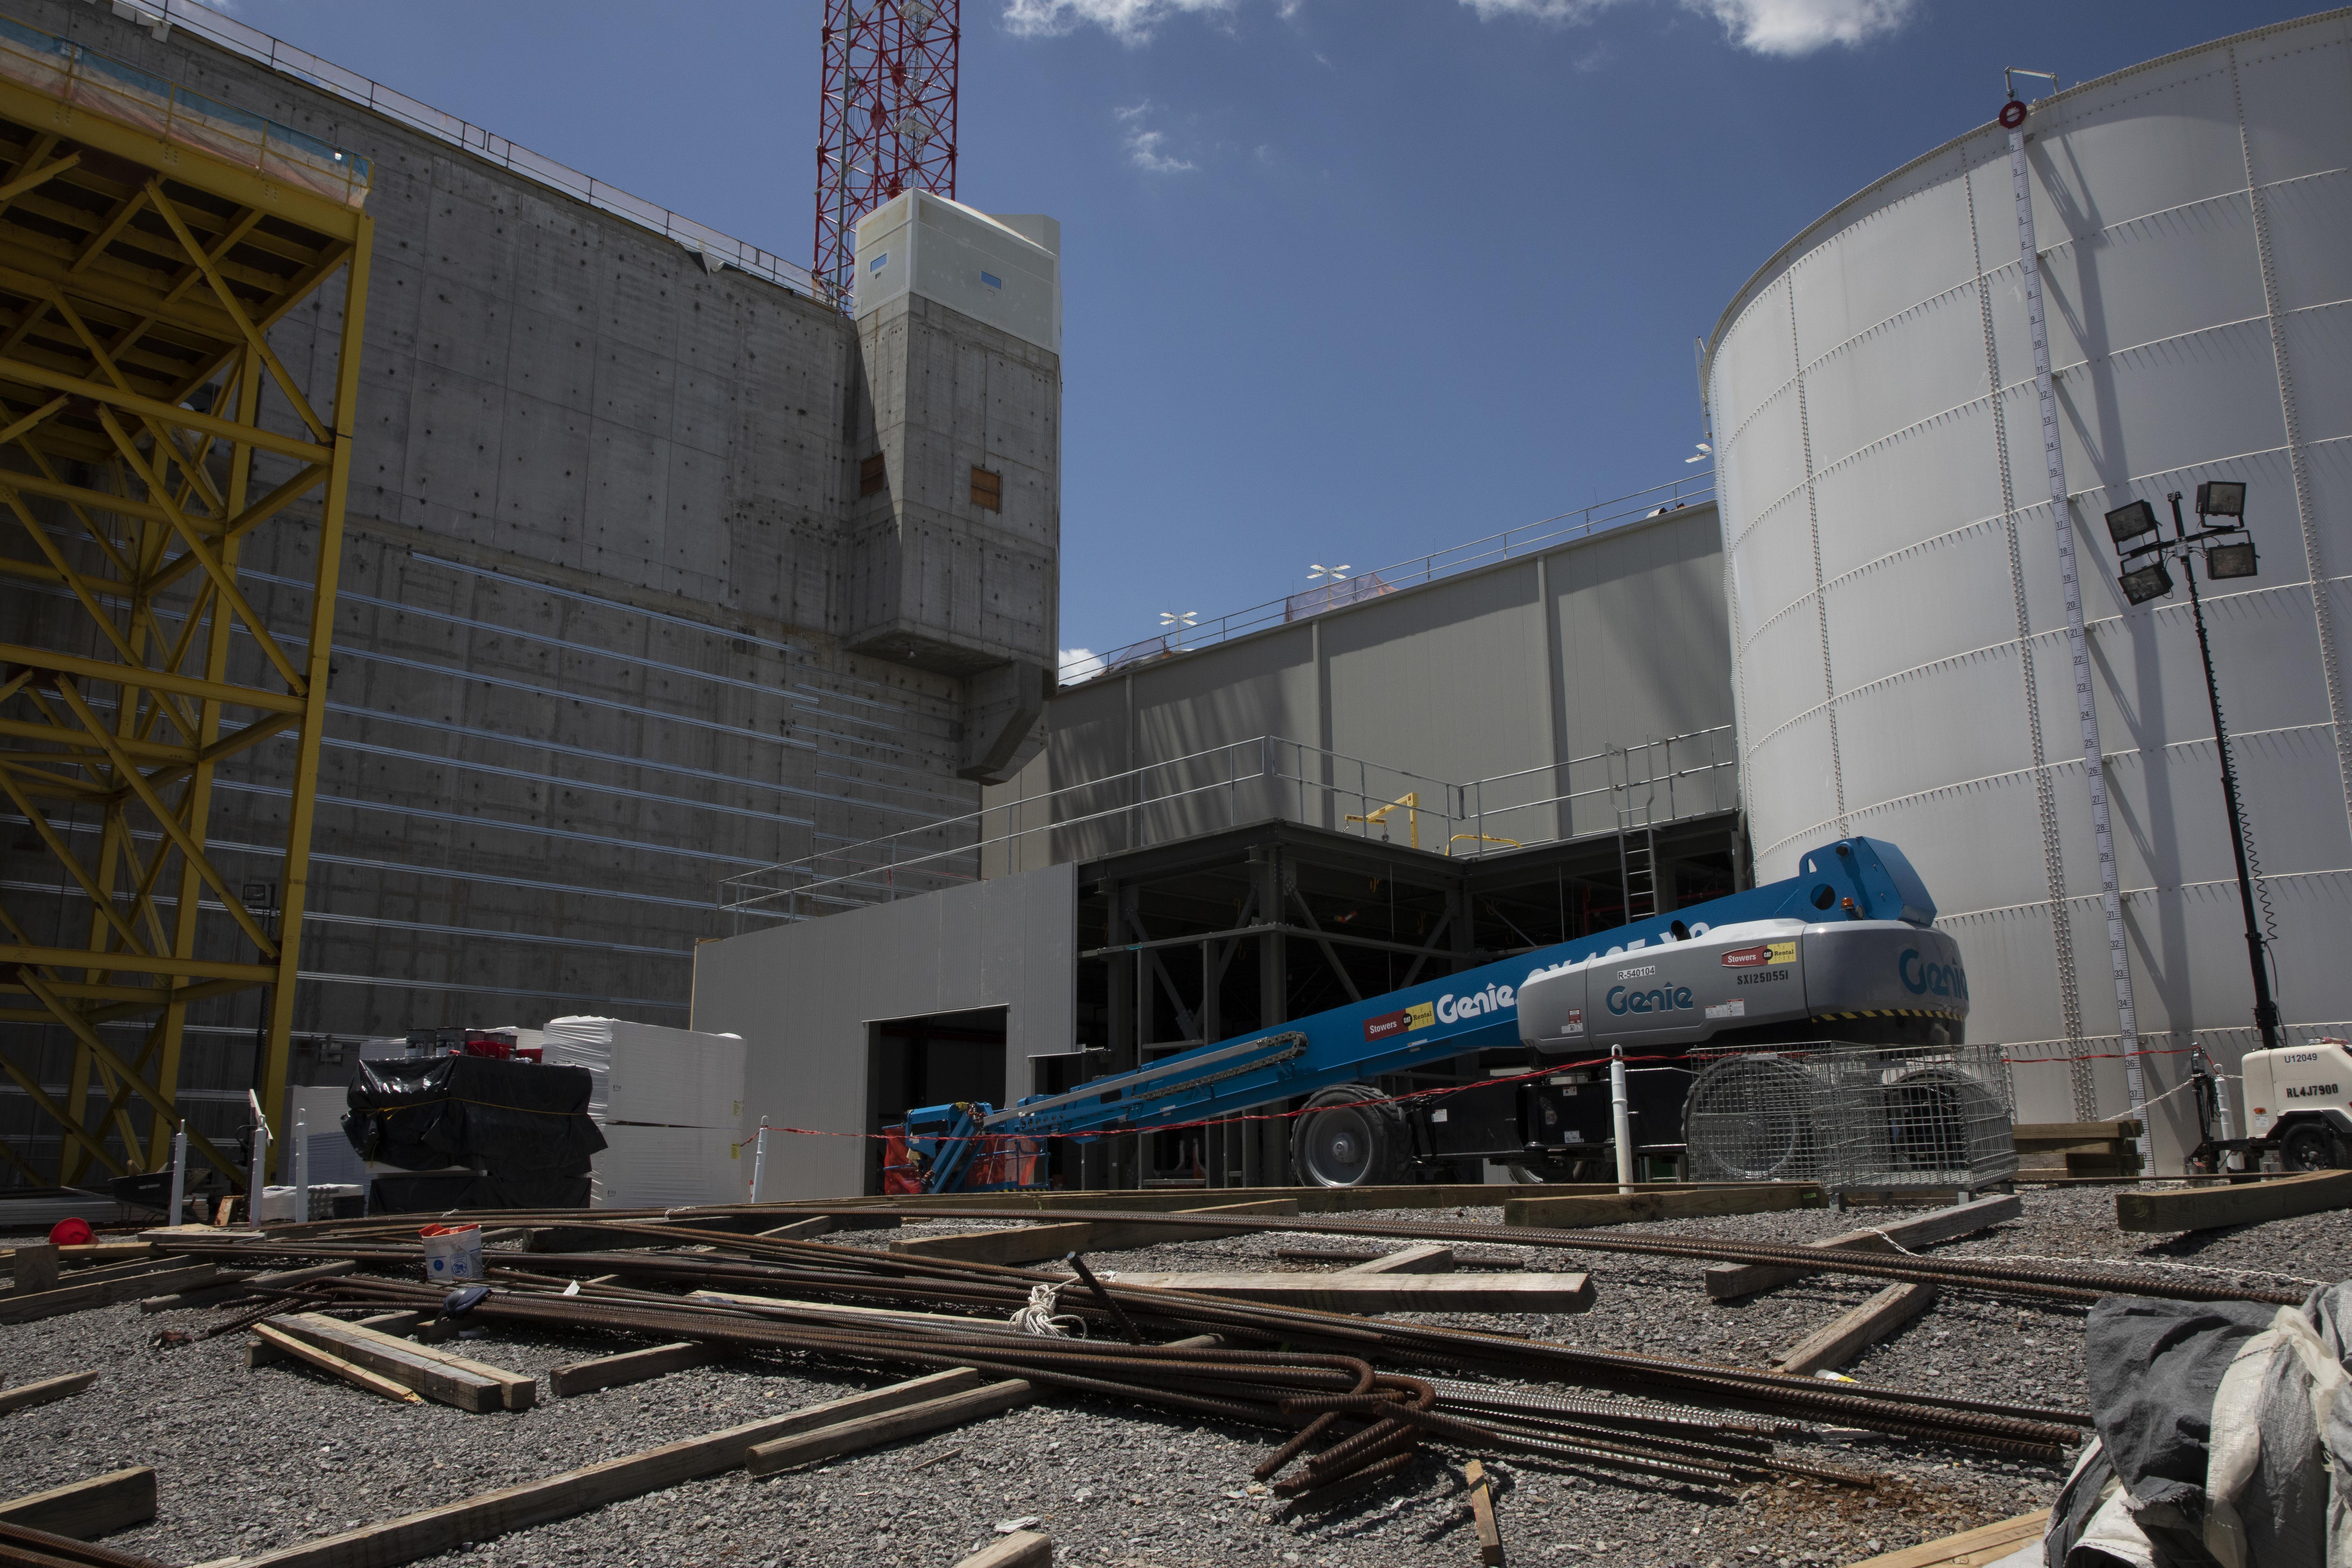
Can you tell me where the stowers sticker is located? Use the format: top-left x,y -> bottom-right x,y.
1721,941 -> 1796,968
1363,1001 -> 1437,1042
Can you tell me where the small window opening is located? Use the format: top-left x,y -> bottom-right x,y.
970,466 -> 1002,511
860,453 -> 887,497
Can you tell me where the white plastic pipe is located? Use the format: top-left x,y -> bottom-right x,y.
167,1120 -> 188,1225
246,1121 -> 270,1228
293,1119 -> 309,1223
749,1122 -> 770,1203
1610,1046 -> 1634,1194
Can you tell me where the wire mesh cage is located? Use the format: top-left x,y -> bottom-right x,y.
1683,1041 -> 2016,1194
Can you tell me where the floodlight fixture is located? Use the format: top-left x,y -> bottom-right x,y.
2196,480 -> 2247,518
1159,610 -> 1198,629
2205,541 -> 2259,580
1308,564 -> 1349,583
2119,561 -> 2174,606
2105,499 -> 2159,550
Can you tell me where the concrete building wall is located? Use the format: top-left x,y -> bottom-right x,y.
982,505 -> 1736,870
692,861 -> 1078,1201
0,0 -> 1056,1170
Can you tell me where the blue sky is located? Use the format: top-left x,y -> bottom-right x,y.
216,0 -> 2305,673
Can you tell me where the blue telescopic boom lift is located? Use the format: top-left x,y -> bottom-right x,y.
895,836 -> 1967,1193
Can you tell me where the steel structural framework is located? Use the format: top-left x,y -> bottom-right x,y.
813,0 -> 958,310
0,41 -> 372,1188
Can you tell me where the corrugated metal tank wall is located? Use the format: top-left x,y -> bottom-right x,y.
1704,9 -> 2352,1157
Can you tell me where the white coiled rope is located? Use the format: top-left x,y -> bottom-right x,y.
1010,1281 -> 1087,1337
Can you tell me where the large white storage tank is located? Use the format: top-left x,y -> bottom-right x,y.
1703,10 -> 2352,1161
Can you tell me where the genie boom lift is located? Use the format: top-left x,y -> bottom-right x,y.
888,836 -> 1969,1192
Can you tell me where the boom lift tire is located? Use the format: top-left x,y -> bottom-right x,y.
1292,1084 -> 1409,1188
2280,1122 -> 2344,1172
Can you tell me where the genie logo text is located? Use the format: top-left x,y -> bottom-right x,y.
1606,984 -> 1696,1016
1899,949 -> 1968,1000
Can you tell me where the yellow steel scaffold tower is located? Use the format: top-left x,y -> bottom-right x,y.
0,21 -> 372,1189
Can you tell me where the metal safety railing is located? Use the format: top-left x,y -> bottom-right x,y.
1069,474 -> 1716,685
121,0 -> 816,289
0,12 -> 370,206
716,725 -> 1737,927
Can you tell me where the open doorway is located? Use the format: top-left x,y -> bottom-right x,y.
866,1007 -> 1008,1195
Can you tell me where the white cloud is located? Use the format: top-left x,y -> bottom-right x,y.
1003,0 -> 1234,43
1116,102 -> 1199,173
1681,0 -> 1917,55
1459,0 -> 1917,55
1059,647 -> 1107,682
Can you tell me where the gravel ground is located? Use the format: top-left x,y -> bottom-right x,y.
3,1184 -> 2343,1568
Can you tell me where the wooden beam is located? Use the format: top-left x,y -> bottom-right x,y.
1772,1283 -> 1939,1377
889,1198 -> 1303,1266
2117,1170 -> 2352,1233
1102,1272 -> 1594,1314
1504,1184 -> 1824,1228
744,1379 -> 1035,1476
954,1530 -> 1053,1567
247,1311 -> 421,1370
264,1315 -> 534,1412
1845,1508 -> 2050,1568
550,1342 -> 723,1399
0,1241 -> 151,1267
0,1466 -> 155,1539
0,1370 -> 97,1415
231,1372 -> 985,1568
0,1262 -> 216,1324
1339,1243 -> 1455,1275
1704,1193 -> 2023,1300
250,1324 -> 422,1405
1463,1460 -> 1503,1567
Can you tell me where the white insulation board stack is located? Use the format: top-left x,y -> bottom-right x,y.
592,1125 -> 744,1211
541,1016 -> 749,1208
540,1016 -> 746,1128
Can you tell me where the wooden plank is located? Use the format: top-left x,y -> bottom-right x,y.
293,1314 -> 536,1410
755,1216 -> 838,1242
551,1342 -> 722,1398
689,1290 -> 1011,1330
955,1530 -> 1053,1567
1704,1194 -> 2023,1300
744,1379 -> 1035,1475
0,1241 -> 152,1268
1340,1244 -> 1455,1275
888,1198 -> 1303,1267
2118,1169 -> 2352,1233
0,1371 -> 98,1416
1463,1460 -> 1503,1567
261,1317 -> 503,1412
2014,1122 -> 2140,1142
267,1314 -> 531,1412
247,1311 -> 422,1370
1505,1184 -> 1822,1228
230,1372 -> 991,1568
0,1466 -> 156,1539
1772,1283 -> 1938,1376
1103,1272 -> 1594,1314
7,1241 -> 57,1295
0,1262 -> 216,1324
249,1324 -> 421,1405
1844,1508 -> 2050,1568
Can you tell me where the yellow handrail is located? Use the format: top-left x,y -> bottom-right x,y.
1447,833 -> 1521,856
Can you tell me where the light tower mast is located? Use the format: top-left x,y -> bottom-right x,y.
814,0 -> 960,312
